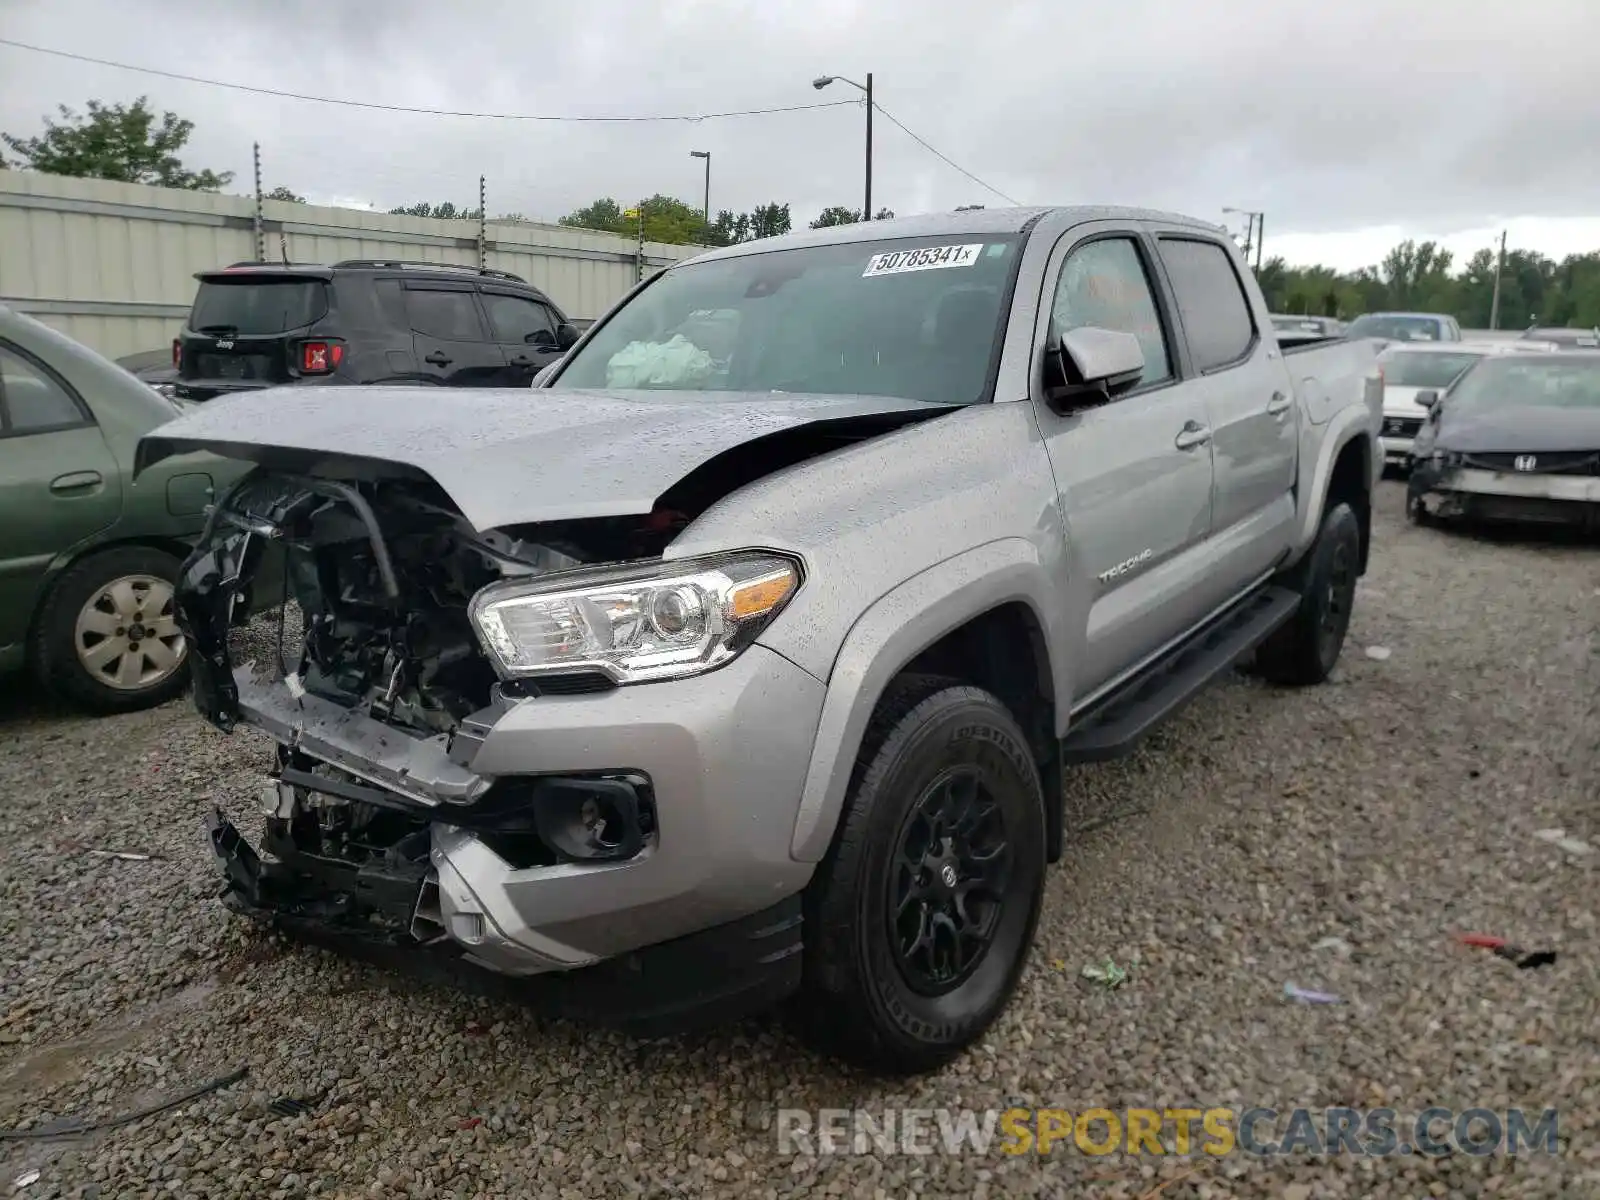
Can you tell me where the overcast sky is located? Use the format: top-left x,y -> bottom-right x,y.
2,0 -> 1598,272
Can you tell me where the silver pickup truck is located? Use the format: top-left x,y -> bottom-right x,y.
137,206 -> 1382,1075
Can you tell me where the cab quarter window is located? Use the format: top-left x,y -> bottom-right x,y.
1051,237 -> 1173,387
1156,237 -> 1257,371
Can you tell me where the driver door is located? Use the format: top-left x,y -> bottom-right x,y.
1031,225 -> 1216,701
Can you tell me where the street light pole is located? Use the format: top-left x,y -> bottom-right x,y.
813,72 -> 874,220
689,150 -> 711,234
864,73 -> 873,221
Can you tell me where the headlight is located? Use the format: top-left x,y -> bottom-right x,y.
468,552 -> 801,684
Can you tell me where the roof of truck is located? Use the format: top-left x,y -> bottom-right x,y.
678,205 -> 1228,266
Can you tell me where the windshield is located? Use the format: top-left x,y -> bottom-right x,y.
551,235 -> 1021,405
1445,356 -> 1600,416
189,279 -> 329,334
1379,350 -> 1483,389
1347,314 -> 1444,342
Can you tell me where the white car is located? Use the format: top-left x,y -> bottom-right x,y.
1378,340 -> 1555,467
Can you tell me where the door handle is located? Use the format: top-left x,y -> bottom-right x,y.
1266,391 -> 1292,416
50,470 -> 103,494
508,355 -> 534,367
1174,422 -> 1211,451
424,351 -> 453,367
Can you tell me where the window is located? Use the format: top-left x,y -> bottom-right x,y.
1050,238 -> 1172,386
484,293 -> 557,345
0,344 -> 88,433
404,288 -> 486,341
1157,237 -> 1256,371
189,279 -> 329,334
1377,350 -> 1483,389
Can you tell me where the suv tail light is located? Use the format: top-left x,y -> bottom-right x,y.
172,338 -> 181,369
298,340 -> 344,374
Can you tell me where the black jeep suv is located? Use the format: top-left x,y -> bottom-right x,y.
172,259 -> 582,401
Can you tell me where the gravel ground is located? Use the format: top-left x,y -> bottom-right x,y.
2,481 -> 1597,1199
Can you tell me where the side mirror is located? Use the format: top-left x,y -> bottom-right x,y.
1415,389 -> 1439,410
1047,326 -> 1145,411
555,322 -> 581,351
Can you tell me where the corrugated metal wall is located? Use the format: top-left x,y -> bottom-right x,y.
0,169 -> 704,360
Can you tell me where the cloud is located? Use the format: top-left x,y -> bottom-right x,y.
2,0 -> 1597,270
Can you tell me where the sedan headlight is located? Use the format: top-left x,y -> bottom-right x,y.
468,552 -> 801,684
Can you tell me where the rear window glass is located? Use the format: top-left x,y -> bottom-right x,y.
1347,315 -> 1443,342
404,288 -> 487,341
1378,350 -> 1483,389
1157,238 -> 1256,371
189,279 -> 329,334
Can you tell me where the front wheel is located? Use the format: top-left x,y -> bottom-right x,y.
1255,500 -> 1362,686
32,546 -> 190,714
797,676 -> 1047,1075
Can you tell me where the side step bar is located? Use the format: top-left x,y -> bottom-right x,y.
1061,585 -> 1301,764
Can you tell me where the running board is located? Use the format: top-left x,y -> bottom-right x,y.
1061,585 -> 1301,764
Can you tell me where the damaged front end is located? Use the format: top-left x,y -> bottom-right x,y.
1408,450 -> 1600,527
178,470 -> 680,974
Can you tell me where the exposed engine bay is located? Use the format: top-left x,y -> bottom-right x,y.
180,470 -> 695,737
179,469 -> 686,957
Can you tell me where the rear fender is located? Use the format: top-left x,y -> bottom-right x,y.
1285,403 -> 1380,569
785,538 -> 1058,863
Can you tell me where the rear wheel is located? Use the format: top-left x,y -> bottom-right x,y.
33,546 -> 190,714
797,675 -> 1047,1075
1255,501 -> 1361,686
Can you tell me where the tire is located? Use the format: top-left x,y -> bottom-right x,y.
1255,501 -> 1361,687
798,674 -> 1047,1075
32,545 -> 191,714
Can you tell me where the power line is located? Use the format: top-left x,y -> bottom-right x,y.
0,38 -> 859,123
873,105 -> 1023,206
1,36 -> 1026,206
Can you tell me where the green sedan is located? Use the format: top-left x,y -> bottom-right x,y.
0,306 -> 255,713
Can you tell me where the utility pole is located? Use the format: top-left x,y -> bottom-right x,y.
477,175 -> 487,271
1223,207 -> 1264,271
864,72 -> 873,221
629,202 -> 645,282
251,141 -> 264,262
1489,228 -> 1506,331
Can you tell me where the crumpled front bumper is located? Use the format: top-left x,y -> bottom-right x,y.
202,647 -> 826,978
1409,459 -> 1600,525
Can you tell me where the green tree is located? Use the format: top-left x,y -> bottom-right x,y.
558,197 -> 628,233
389,201 -> 482,219
1,96 -> 232,190
809,205 -> 895,228
265,185 -> 305,203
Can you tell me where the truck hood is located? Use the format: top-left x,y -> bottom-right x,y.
1436,404 -> 1600,453
135,385 -> 955,531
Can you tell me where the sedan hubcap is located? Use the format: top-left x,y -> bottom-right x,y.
74,574 -> 186,691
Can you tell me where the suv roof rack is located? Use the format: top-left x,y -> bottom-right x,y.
331,259 -> 528,284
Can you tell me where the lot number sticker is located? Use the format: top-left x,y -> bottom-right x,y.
863,243 -> 986,278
